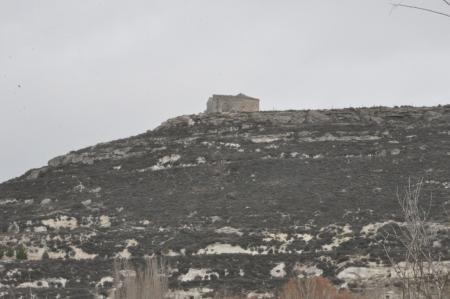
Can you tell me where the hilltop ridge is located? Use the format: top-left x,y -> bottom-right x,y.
1,105 -> 450,298
18,105 -> 450,180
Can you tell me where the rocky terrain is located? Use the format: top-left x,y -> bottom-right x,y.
1,106 -> 450,298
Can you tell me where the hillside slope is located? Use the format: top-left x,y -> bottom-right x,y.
1,106 -> 450,298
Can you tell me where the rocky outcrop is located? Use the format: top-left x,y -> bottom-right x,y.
1,106 -> 450,298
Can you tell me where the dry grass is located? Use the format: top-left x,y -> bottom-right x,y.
214,294 -> 249,299
110,256 -> 168,299
107,259 -> 369,299
279,277 -> 361,299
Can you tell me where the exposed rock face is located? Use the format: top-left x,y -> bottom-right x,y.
1,106 -> 450,298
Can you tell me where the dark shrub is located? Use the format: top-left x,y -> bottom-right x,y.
16,245 -> 27,260
6,248 -> 14,258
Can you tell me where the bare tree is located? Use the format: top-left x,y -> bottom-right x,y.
392,1 -> 450,18
383,179 -> 450,299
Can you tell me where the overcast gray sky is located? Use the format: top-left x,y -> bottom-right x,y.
1,0 -> 450,183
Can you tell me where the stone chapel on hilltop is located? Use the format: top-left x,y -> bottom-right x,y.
206,93 -> 260,113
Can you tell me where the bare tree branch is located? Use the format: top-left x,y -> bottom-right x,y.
383,178 -> 450,299
392,3 -> 450,18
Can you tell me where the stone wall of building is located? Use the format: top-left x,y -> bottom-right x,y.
206,94 -> 260,113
